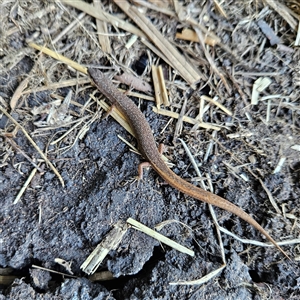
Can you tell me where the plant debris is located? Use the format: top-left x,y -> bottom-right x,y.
0,0 -> 300,299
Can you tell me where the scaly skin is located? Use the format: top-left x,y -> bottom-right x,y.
88,68 -> 289,259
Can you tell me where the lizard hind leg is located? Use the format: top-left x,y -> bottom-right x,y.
138,143 -> 165,180
137,161 -> 152,180
103,103 -> 116,119
158,143 -> 164,155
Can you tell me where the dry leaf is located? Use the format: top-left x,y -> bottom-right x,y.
115,73 -> 152,93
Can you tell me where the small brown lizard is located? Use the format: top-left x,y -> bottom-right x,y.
88,68 -> 289,259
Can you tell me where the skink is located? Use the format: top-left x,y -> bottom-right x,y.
88,68 -> 288,259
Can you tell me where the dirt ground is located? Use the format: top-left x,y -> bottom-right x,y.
1,0 -> 300,299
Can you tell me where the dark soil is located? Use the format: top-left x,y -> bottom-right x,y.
1,1 -> 300,299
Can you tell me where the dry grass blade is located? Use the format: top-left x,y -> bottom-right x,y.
10,77 -> 29,110
169,265 -> 226,286
32,265 -> 78,279
263,0 -> 298,30
200,95 -> 233,116
0,105 -> 64,187
251,77 -> 272,105
114,0 -> 201,86
60,0 -> 145,38
157,66 -> 170,107
133,0 -> 173,14
193,26 -> 230,93
92,96 -> 135,137
152,107 -> 222,131
28,42 -> 87,74
175,28 -> 218,46
5,137 -> 43,172
178,138 -> 226,264
135,0 -> 222,45
52,11 -> 86,44
13,167 -> 39,204
92,1 -> 111,53
141,38 -> 174,68
273,156 -> 287,174
27,43 -> 146,138
151,65 -> 162,109
220,227 -> 300,248
127,218 -> 194,257
259,179 -> 281,215
118,88 -> 154,102
50,116 -> 90,146
117,135 -> 139,155
22,78 -> 91,95
213,0 -> 227,18
295,21 -> 300,46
